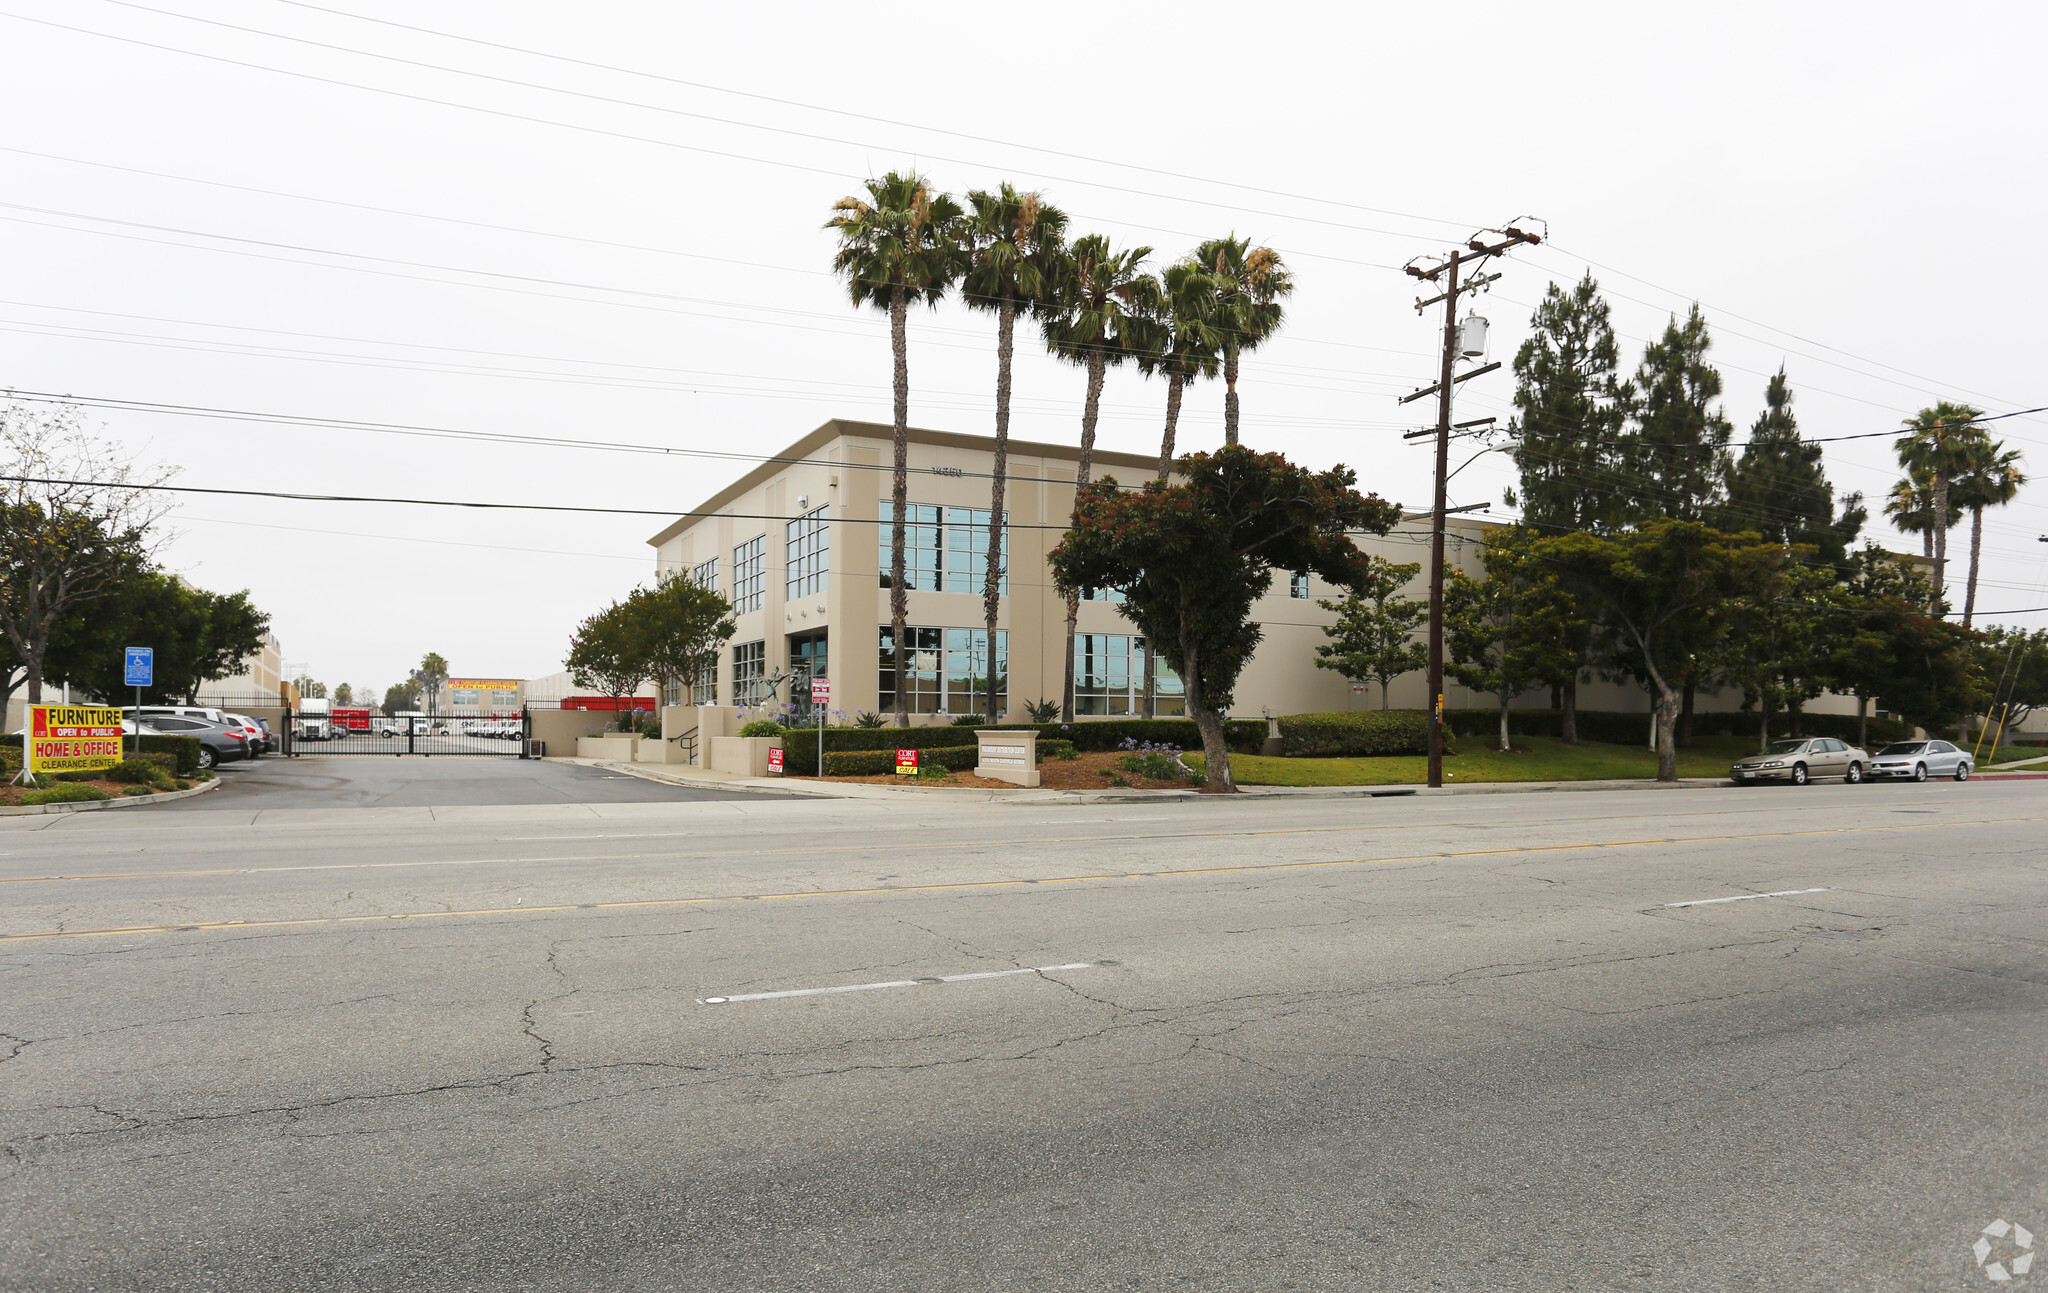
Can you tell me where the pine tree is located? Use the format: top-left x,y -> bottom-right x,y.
1721,368 -> 1865,566
1625,304 -> 1731,524
1506,274 -> 1628,534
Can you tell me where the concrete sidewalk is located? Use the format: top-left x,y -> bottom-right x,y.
560,757 -> 1741,804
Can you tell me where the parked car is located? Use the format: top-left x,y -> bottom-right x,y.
220,712 -> 267,757
1730,737 -> 1872,786
128,705 -> 228,726
139,714 -> 252,770
1867,740 -> 1972,782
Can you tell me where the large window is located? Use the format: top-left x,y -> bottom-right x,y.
733,640 -> 766,707
788,632 -> 827,718
785,506 -> 829,599
1075,634 -> 1184,716
1290,572 -> 1310,599
878,502 -> 1007,594
1081,586 -> 1125,603
732,536 -> 765,613
691,557 -> 718,593
878,626 -> 1007,715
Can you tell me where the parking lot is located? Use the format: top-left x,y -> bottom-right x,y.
178,753 -> 796,809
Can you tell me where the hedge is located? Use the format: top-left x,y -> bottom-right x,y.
819,739 -> 1075,778
1278,710 -> 1435,757
768,718 -> 1248,775
0,733 -> 202,776
1439,707 -> 1913,749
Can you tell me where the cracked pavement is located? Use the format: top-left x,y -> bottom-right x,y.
1,771 -> 2043,1290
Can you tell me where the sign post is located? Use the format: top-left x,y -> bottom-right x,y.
811,677 -> 829,777
123,647 -> 153,756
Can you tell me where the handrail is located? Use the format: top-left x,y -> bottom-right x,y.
671,726 -> 699,762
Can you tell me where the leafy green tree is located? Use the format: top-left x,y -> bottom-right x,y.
827,171 -> 966,727
1507,273 -> 1629,533
1051,446 -> 1401,791
1041,232 -> 1154,720
1894,401 -> 1985,604
1193,237 -> 1292,447
1723,560 -> 1835,748
628,571 -> 736,708
1538,521 -> 1786,781
1721,368 -> 1865,567
382,681 -> 420,716
293,674 -> 327,700
333,683 -> 353,706
414,652 -> 450,714
1949,437 -> 2026,628
1625,305 -> 1731,524
0,402 -> 169,704
1313,559 -> 1426,709
566,603 -> 647,731
1444,534 -> 1577,751
1975,626 -> 2048,738
961,184 -> 1066,718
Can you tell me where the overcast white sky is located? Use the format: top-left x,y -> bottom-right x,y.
6,0 -> 2044,698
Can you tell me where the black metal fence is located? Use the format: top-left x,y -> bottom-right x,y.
282,706 -> 531,758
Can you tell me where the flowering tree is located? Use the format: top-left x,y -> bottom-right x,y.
1051,446 -> 1400,791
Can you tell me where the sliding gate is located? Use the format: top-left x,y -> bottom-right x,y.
282,707 -> 531,758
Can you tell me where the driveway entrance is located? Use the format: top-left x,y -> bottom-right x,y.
165,756 -> 797,809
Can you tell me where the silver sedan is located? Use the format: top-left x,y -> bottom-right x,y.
1867,740 -> 1972,782
1730,737 -> 1872,786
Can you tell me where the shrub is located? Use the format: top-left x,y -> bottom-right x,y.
949,713 -> 987,727
105,758 -> 174,786
982,718 -> 1266,754
853,710 -> 885,729
173,779 -> 192,791
737,719 -> 784,738
1277,711 -> 1435,757
20,783 -> 111,805
820,740 -> 1074,777
122,785 -> 156,797
1022,697 -> 1061,722
1438,708 -> 1914,749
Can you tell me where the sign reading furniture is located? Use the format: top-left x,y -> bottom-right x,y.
24,705 -> 125,782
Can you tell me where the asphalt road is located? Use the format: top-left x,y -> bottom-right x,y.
178,753 -> 798,809
2,771 -> 2042,1291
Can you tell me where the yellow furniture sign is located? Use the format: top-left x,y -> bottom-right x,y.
27,705 -> 125,775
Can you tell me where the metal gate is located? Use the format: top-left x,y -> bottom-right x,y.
283,707 -> 532,758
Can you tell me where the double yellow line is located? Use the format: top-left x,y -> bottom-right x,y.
4,814 -> 2037,945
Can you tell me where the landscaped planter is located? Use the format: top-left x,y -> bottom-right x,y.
577,733 -> 640,761
708,735 -> 782,777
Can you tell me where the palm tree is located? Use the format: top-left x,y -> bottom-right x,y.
1196,236 -> 1293,446
826,172 -> 965,727
1137,260 -> 1224,480
1950,438 -> 2027,628
1894,401 -> 1985,606
1882,469 -> 1941,559
1041,232 -> 1153,721
960,185 -> 1067,720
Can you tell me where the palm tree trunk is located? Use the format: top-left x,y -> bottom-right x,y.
1964,505 -> 1985,628
1932,470 -> 1950,607
1061,349 -> 1109,723
1223,347 -> 1241,446
889,278 -> 911,728
1157,369 -> 1185,481
984,283 -> 1015,719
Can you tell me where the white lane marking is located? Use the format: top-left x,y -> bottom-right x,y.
496,833 -> 696,841
1664,887 -> 1834,908
698,961 -> 1101,1005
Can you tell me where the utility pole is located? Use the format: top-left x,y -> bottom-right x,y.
1400,224 -> 1543,788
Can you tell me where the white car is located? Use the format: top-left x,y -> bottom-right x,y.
1868,740 -> 1973,782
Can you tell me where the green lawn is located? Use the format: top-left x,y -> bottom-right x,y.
1190,734 -> 1763,788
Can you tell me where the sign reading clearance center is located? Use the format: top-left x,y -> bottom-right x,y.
27,705 -> 125,775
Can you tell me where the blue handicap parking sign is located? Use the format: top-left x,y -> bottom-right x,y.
124,647 -> 153,688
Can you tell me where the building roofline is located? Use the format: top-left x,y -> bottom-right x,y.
646,419 -> 1161,549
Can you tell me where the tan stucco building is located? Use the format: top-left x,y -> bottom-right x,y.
647,419 -> 1621,724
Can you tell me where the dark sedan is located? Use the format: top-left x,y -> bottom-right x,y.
140,714 -> 254,770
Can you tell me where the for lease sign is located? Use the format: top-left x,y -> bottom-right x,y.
27,705 -> 124,774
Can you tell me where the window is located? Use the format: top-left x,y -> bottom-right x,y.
1290,572 -> 1310,599
878,626 -> 1006,715
789,631 -> 828,718
785,507 -> 829,599
1081,586 -> 1126,603
664,679 -> 682,707
691,557 -> 718,593
878,502 -> 1006,593
692,662 -> 717,706
1074,634 -> 1184,716
732,536 -> 765,613
732,641 -> 766,707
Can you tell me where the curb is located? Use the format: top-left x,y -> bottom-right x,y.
0,775 -> 221,817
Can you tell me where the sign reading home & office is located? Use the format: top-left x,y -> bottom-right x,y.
27,705 -> 125,775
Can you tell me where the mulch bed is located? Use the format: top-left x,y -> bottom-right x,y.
0,777 -> 180,806
791,749 -> 1216,793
